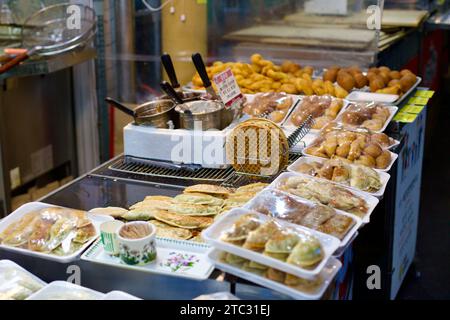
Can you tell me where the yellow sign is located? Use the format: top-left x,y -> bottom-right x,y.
415,90 -> 434,98
407,97 -> 428,105
394,112 -> 417,123
401,105 -> 424,114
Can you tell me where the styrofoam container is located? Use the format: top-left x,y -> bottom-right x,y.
208,249 -> 342,300
335,105 -> 398,134
102,291 -> 141,300
302,146 -> 399,173
346,76 -> 422,106
0,202 -> 113,263
269,172 -> 379,224
202,208 -> 340,279
282,98 -> 350,134
244,93 -> 301,126
244,189 -> 362,249
287,156 -> 391,198
27,281 -> 104,300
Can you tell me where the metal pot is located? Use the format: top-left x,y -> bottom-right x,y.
158,91 -> 204,103
176,100 -> 233,131
106,97 -> 176,128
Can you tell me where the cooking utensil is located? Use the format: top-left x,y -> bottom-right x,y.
176,100 -> 232,131
160,81 -> 184,105
0,3 -> 96,74
192,53 -> 220,100
105,97 -> 176,128
161,53 -> 180,90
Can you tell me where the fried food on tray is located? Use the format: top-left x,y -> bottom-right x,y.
154,211 -> 214,229
184,184 -> 231,196
276,175 -> 369,218
149,220 -> 193,240
243,92 -> 294,123
0,207 -> 96,256
221,214 -> 325,269
293,159 -> 382,193
304,129 -> 393,169
339,103 -> 391,132
287,95 -> 344,129
247,189 -> 355,240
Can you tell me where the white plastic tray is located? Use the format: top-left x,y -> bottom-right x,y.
244,94 -> 301,126
0,260 -> 47,300
302,145 -> 399,173
335,104 -> 398,134
244,189 -> 362,249
81,237 -> 215,281
102,291 -> 142,300
282,98 -> 350,134
0,202 -> 113,263
287,156 -> 391,198
27,281 -> 105,300
208,249 -> 342,300
202,208 -> 340,279
346,76 -> 422,106
270,172 -> 379,224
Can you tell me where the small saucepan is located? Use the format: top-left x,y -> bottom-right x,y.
105,97 -> 176,128
175,100 -> 234,131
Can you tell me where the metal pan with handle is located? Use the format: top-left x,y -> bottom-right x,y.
105,97 -> 177,129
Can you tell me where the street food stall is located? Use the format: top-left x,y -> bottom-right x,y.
0,0 -> 445,300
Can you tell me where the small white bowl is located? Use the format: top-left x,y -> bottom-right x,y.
117,222 -> 157,266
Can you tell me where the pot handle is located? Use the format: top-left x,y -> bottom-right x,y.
105,97 -> 136,117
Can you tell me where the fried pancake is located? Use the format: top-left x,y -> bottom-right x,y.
173,193 -> 224,206
149,220 -> 193,240
168,203 -> 221,216
122,208 -> 166,221
184,184 -> 231,196
154,211 -> 214,229
235,183 -> 269,194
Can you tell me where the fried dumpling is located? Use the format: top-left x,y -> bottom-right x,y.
223,253 -> 248,266
184,184 -> 231,196
317,214 -> 355,240
154,211 -> 213,229
285,274 -> 323,292
266,268 -> 286,283
248,260 -> 268,271
173,193 -> 224,206
0,212 -> 40,247
130,198 -> 173,211
149,220 -> 193,240
221,214 -> 261,243
349,165 -> 382,192
168,203 -> 221,216
264,231 -> 299,254
243,221 -> 281,252
27,217 -> 55,252
242,262 -> 266,276
46,217 -> 78,251
73,222 -> 96,244
300,205 -> 335,229
286,235 -> 324,268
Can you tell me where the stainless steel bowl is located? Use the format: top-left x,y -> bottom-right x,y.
134,99 -> 177,128
175,100 -> 233,130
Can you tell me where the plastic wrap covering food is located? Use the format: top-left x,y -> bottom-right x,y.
27,281 -> 103,300
286,96 -> 344,130
274,175 -> 370,218
246,189 -> 355,240
219,251 -> 324,294
320,121 -> 397,149
220,213 -> 325,269
243,92 -> 294,123
293,158 -> 382,193
0,207 -> 96,256
304,128 -> 394,169
0,261 -> 45,300
337,103 -> 392,132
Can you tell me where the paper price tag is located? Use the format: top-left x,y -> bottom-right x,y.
401,105 -> 424,114
414,90 -> 434,98
393,112 -> 417,123
407,97 -> 428,105
213,68 -> 244,109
